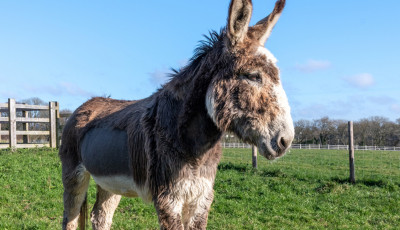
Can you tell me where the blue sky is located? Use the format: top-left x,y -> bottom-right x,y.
1,1 -> 399,121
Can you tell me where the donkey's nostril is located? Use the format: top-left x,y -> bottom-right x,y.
278,137 -> 288,153
281,138 -> 287,148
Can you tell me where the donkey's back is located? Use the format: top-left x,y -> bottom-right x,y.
60,97 -> 141,168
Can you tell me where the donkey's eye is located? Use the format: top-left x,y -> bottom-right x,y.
242,73 -> 262,84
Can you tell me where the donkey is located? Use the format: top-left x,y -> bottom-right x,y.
60,0 -> 294,229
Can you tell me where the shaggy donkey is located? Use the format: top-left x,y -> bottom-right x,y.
60,0 -> 294,229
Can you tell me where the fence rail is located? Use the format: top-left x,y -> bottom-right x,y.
0,98 -> 59,149
222,142 -> 400,151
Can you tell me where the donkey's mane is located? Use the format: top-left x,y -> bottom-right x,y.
191,30 -> 225,66
165,30 -> 226,91
171,30 -> 224,76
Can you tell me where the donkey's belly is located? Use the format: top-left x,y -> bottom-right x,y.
80,128 -> 151,201
91,174 -> 151,201
81,128 -> 131,176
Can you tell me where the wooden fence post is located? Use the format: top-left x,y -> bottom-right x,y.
252,145 -> 257,168
348,121 -> 355,184
22,106 -> 30,144
49,101 -> 57,148
55,102 -> 60,148
8,98 -> 17,150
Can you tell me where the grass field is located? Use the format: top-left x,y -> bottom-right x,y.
0,147 -> 399,229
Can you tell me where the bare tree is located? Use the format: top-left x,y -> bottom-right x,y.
59,109 -> 73,129
294,120 -> 313,144
335,120 -> 348,145
19,97 -> 48,119
313,117 -> 336,145
18,97 -> 50,143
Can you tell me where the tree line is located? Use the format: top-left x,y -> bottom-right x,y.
294,116 -> 400,147
222,116 -> 400,147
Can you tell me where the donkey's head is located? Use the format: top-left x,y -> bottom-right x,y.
206,0 -> 294,160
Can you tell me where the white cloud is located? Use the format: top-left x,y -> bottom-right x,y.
368,95 -> 396,105
178,59 -> 189,68
391,104 -> 400,113
295,99 -> 357,120
24,82 -> 94,97
59,82 -> 93,97
149,69 -> 170,87
343,73 -> 375,89
148,59 -> 189,87
0,90 -> 19,99
294,59 -> 332,73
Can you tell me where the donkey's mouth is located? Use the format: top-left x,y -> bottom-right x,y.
257,139 -> 287,160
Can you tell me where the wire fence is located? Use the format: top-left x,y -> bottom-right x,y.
222,142 -> 400,151
222,145 -> 400,185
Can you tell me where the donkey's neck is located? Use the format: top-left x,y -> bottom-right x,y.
148,87 -> 221,161
160,71 -> 222,157
158,46 -> 226,157
177,95 -> 222,157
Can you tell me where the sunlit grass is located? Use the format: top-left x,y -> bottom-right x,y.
0,148 -> 399,229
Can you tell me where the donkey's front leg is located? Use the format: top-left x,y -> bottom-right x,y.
183,190 -> 214,230
154,194 -> 184,230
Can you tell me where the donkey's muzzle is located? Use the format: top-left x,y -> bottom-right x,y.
258,135 -> 292,160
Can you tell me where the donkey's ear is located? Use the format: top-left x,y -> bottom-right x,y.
249,0 -> 285,45
227,0 -> 253,46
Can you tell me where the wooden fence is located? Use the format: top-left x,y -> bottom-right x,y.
0,98 -> 59,149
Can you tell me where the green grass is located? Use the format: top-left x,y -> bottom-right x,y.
0,148 -> 399,229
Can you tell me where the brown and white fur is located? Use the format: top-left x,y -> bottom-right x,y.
59,0 -> 294,229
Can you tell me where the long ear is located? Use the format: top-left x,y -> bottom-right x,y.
249,0 -> 285,45
227,0 -> 253,46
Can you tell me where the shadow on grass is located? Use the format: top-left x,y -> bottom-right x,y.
259,169 -> 287,178
315,181 -> 343,194
218,162 -> 250,172
314,177 -> 400,194
330,177 -> 399,188
218,162 -> 288,178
